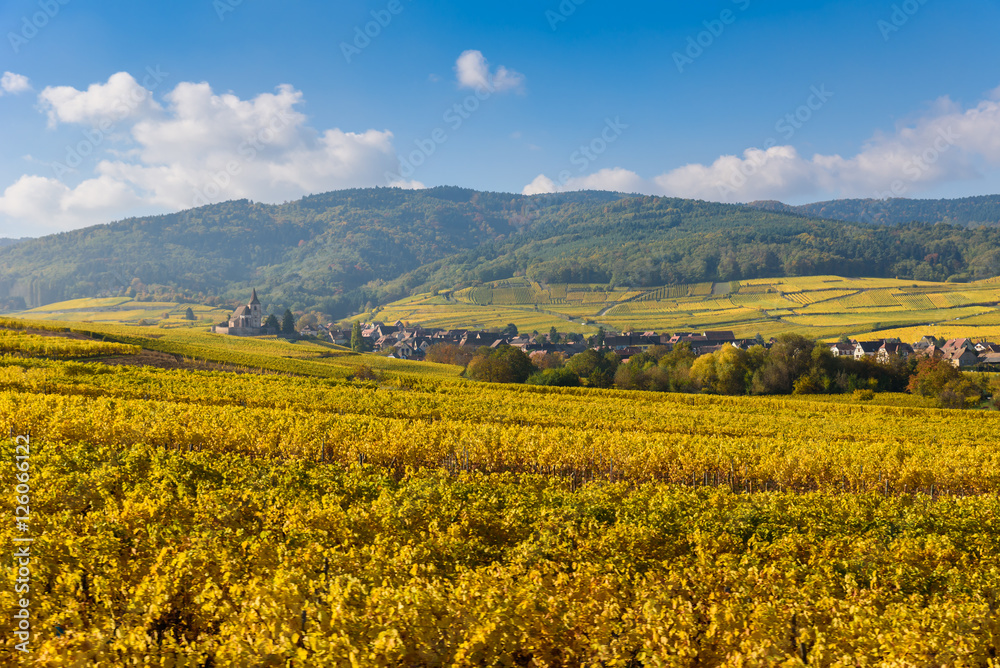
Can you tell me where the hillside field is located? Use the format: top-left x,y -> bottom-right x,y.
373,275 -> 1000,339
16,297 -> 232,327
3,315 -> 1000,663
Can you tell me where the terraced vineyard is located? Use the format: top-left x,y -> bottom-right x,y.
374,275 -> 1000,339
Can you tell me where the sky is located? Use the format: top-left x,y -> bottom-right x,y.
1,0 -> 1000,237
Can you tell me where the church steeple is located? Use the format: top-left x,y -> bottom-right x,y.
248,289 -> 262,329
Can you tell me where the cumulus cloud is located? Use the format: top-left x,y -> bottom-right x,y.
525,88 -> 1000,203
455,50 -> 525,93
38,71 -> 162,128
0,174 -> 142,231
0,72 -> 418,235
524,168 -> 646,195
0,72 -> 31,95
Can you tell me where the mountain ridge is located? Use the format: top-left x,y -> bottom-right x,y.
4,187 -> 1000,318
747,195 -> 1000,227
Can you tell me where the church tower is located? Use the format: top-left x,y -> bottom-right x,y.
249,289 -> 262,329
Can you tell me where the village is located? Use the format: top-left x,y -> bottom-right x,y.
214,291 -> 1000,370
327,321 -> 1000,371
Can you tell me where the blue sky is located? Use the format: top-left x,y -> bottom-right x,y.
1,0 -> 1000,236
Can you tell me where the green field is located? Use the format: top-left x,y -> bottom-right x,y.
373,275 -> 1000,340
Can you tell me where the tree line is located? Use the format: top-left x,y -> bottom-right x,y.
444,335 -> 995,409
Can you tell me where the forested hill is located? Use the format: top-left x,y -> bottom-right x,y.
390,196 -> 1000,298
0,187 -> 622,315
4,187 -> 1000,319
748,195 -> 1000,227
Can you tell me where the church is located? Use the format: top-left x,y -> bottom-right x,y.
212,289 -> 272,336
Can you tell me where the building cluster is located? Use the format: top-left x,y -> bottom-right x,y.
340,322 -> 1000,371
832,336 -> 1000,369
214,294 -> 1000,370
332,323 -> 755,361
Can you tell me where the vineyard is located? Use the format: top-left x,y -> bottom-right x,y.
372,274 -> 1000,340
3,325 -> 1000,663
0,330 -> 140,359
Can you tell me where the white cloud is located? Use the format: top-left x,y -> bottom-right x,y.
523,174 -> 557,195
38,72 -> 161,128
523,168 -> 646,196
525,88 -> 1000,203
455,50 -> 525,94
0,73 -> 418,234
0,174 -> 141,232
0,72 -> 31,95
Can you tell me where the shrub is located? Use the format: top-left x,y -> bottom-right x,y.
526,368 -> 580,387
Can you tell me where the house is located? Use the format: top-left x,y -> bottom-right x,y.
212,289 -> 272,336
978,352 -> 1000,369
941,338 -> 974,355
702,331 -> 737,343
328,328 -> 351,345
876,342 -> 913,364
853,341 -> 882,359
944,346 -> 980,368
830,342 -> 855,357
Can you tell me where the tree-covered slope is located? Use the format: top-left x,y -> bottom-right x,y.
0,187 -> 621,314
392,195 -> 1000,294
4,187 -> 1000,319
749,195 -> 1000,227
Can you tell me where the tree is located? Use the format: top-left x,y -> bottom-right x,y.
297,313 -> 319,331
263,314 -> 279,331
502,323 -> 519,337
465,345 -> 534,383
184,307 -> 195,321
350,321 -> 367,352
532,351 -> 564,370
425,343 -> 476,366
566,348 -> 619,384
907,357 -> 961,397
692,345 -> 750,395
526,368 -> 580,387
549,326 -> 560,344
906,356 -> 983,407
750,333 -> 815,395
281,309 -> 295,335
595,327 -> 606,347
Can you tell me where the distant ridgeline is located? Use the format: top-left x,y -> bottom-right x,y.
748,195 -> 1000,228
3,187 -> 1000,319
